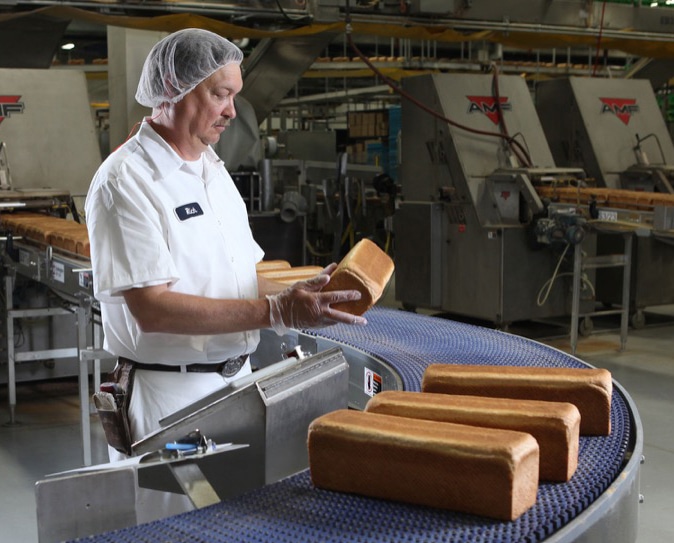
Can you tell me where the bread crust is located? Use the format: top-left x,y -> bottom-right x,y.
322,238 -> 394,315
366,390 -> 580,482
257,266 -> 324,285
255,260 -> 291,272
2,213 -> 90,257
308,409 -> 539,521
422,364 -> 612,435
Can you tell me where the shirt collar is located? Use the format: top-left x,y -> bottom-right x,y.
136,120 -> 223,181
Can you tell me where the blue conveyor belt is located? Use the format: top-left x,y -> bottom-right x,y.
71,307 -> 633,543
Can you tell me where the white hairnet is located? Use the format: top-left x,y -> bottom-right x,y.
135,28 -> 244,108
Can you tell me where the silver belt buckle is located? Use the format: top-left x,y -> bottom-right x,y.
222,356 -> 245,378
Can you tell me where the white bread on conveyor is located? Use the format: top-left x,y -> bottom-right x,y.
321,238 -> 394,315
49,223 -> 90,257
17,216 -> 66,244
365,390 -> 580,482
422,364 -> 612,436
1,213 -> 91,257
0,212 -> 47,236
307,409 -> 539,521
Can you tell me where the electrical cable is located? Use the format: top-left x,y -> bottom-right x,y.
592,1 -> 608,77
537,242 -> 572,306
491,63 -> 533,167
532,215 -> 593,306
537,269 -> 596,307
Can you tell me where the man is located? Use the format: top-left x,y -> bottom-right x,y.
85,28 -> 366,461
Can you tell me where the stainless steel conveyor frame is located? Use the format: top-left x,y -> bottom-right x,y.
1,237 -> 109,466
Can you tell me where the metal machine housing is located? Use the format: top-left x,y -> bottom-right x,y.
394,73 -> 595,326
536,77 -> 674,316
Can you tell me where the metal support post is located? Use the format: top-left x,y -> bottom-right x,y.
76,303 -> 92,466
570,232 -> 634,355
5,271 -> 16,424
570,242 -> 582,355
619,234 -> 633,352
5,272 -> 78,423
77,297 -> 112,466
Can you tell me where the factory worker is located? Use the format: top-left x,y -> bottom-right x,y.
85,28 -> 366,466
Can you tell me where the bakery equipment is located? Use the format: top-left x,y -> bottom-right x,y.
0,66 -> 107,425
536,77 -> 674,325
393,73 -> 674,337
131,346 -> 349,484
36,346 -> 350,542
0,141 -> 12,189
0,68 -> 102,195
0,205 -> 100,426
393,73 -> 594,327
40,307 -> 641,543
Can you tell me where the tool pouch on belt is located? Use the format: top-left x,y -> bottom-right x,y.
92,359 -> 135,456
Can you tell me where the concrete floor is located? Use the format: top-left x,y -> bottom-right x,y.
1,305 -> 673,542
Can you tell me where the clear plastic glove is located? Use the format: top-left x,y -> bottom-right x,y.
266,264 -> 368,336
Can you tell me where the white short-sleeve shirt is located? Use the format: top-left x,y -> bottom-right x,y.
85,121 -> 264,364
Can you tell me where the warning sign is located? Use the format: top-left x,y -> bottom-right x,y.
364,368 -> 382,397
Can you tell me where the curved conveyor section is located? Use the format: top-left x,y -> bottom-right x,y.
70,307 -> 642,543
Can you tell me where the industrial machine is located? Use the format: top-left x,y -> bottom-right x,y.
36,346 -> 350,542
393,72 -> 600,328
0,68 -> 102,196
394,72 -> 674,335
537,78 -> 674,193
0,206 -> 99,426
0,67 -> 104,390
536,77 -> 674,325
0,135 -> 96,408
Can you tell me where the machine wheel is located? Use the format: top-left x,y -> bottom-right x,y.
630,310 -> 646,329
579,317 -> 594,337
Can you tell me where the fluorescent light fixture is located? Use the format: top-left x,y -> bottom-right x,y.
61,43 -> 75,51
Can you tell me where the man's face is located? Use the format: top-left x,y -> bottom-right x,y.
173,63 -> 243,154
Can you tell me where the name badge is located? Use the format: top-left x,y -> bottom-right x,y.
175,202 -> 204,221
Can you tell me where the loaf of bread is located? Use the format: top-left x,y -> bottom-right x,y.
49,224 -> 90,256
308,409 -> 539,521
0,212 -> 48,236
22,218 -> 66,244
257,265 -> 324,285
77,236 -> 91,258
536,185 -> 674,212
1,213 -> 89,254
422,364 -> 612,436
365,390 -> 580,482
321,238 -> 394,315
255,260 -> 291,272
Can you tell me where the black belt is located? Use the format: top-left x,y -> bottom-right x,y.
122,355 -> 248,378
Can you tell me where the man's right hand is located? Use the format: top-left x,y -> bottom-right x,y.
266,264 -> 367,335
